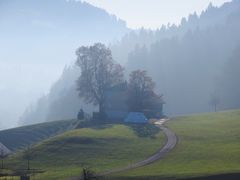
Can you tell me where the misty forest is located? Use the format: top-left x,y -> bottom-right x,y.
0,0 -> 240,180
15,0 -> 240,126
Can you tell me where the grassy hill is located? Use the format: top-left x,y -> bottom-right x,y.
4,124 -> 164,180
3,110 -> 240,180
111,110 -> 240,179
0,119 -> 78,151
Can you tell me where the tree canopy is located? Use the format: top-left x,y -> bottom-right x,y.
127,70 -> 162,112
76,43 -> 124,118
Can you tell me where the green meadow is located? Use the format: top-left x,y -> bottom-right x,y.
2,110 -> 240,180
111,110 -> 240,179
4,124 -> 164,180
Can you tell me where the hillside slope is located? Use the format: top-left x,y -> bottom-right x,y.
0,0 -> 128,128
20,0 -> 240,127
124,1 -> 240,116
0,119 -> 77,151
114,110 -> 240,179
6,124 -> 165,180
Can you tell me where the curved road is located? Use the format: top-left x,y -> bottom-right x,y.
99,120 -> 178,176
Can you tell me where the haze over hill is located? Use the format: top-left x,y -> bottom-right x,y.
20,0 -> 240,125
118,0 -> 240,115
0,0 -> 128,129
84,0 -> 230,29
1,1 -> 240,180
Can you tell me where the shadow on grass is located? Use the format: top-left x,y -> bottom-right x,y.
181,173 -> 240,180
102,173 -> 240,180
100,175 -> 175,180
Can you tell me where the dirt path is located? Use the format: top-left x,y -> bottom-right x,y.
99,120 -> 178,177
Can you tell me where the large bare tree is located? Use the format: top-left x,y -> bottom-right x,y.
76,43 -> 124,119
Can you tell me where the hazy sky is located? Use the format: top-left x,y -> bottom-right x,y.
84,0 -> 230,29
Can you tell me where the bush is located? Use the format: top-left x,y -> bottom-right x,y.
128,124 -> 160,138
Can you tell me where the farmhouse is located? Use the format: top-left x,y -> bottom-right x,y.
104,83 -> 164,121
105,83 -> 128,121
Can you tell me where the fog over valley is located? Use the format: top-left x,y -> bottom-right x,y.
0,0 -> 128,129
1,1 -> 240,180
1,0 -> 240,129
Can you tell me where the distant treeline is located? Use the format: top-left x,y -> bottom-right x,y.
20,1 -> 240,125
111,1 -> 240,115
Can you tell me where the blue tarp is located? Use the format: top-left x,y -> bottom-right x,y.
124,112 -> 148,123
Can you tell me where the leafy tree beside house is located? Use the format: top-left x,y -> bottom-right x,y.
127,70 -> 164,118
76,43 -> 124,120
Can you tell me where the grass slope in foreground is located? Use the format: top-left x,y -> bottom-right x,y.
112,110 -> 240,179
6,124 -> 164,180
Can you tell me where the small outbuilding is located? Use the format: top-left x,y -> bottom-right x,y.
124,112 -> 148,123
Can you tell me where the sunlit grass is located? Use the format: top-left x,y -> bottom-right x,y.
5,124 -> 165,180
112,110 -> 240,179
